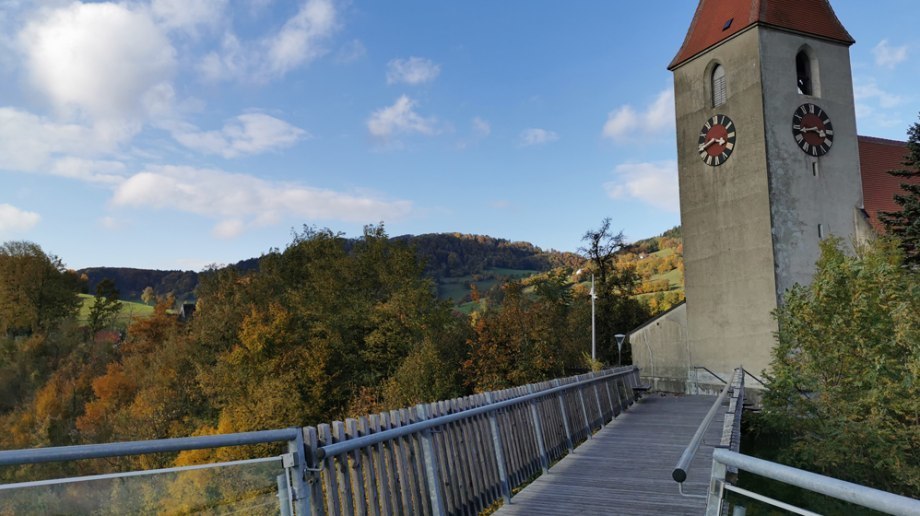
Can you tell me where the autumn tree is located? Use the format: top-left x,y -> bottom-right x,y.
141,286 -> 155,305
880,114 -> 920,265
763,238 -> 919,496
579,219 -> 650,364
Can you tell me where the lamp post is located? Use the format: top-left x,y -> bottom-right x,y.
576,269 -> 597,362
615,333 -> 626,367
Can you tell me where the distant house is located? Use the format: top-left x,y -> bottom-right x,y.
178,302 -> 196,321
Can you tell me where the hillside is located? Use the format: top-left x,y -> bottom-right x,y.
80,233 -> 583,303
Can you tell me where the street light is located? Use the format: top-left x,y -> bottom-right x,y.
615,333 -> 626,366
575,269 -> 597,362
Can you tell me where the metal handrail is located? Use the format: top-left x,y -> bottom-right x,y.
692,366 -> 728,385
0,428 -> 300,466
711,449 -> 920,516
672,367 -> 740,483
315,366 -> 637,460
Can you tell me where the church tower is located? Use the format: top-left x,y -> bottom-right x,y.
666,0 -> 864,384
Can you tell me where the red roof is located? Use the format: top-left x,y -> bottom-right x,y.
669,0 -> 855,70
858,136 -> 913,232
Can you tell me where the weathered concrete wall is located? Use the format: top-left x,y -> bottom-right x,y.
631,303 -> 688,393
759,29 -> 864,298
674,26 -> 780,387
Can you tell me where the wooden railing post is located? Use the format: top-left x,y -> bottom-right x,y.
553,379 -> 574,453
485,392 -> 512,504
526,385 -> 550,473
416,404 -> 447,516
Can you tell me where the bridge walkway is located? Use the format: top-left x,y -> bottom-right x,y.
495,394 -> 722,516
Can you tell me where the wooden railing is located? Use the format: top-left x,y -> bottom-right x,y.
298,366 -> 644,516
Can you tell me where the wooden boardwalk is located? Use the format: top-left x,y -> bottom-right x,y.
495,394 -> 723,516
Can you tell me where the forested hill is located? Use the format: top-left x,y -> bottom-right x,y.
79,233 -> 583,302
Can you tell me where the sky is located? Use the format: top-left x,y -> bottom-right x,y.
0,1 -> 918,271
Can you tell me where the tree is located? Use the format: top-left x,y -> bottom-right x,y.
579,219 -> 649,364
763,237 -> 919,496
141,286 -> 156,306
0,241 -> 82,336
879,115 -> 920,265
87,279 -> 122,335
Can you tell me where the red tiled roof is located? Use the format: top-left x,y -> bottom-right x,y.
669,0 -> 855,70
858,136 -> 913,232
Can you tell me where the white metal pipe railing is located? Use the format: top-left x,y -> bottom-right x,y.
709,449 -> 920,516
672,367 -> 741,484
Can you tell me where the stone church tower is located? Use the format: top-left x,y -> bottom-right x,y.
632,0 -> 872,392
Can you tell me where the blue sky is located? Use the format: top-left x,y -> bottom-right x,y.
0,1 -> 918,270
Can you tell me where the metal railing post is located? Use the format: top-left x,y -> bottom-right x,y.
278,473 -> 292,516
416,404 -> 447,516
485,392 -> 512,504
526,385 -> 549,473
287,432 -> 312,516
577,381 -> 592,438
553,380 -> 574,453
592,383 -> 604,426
705,454 -> 728,516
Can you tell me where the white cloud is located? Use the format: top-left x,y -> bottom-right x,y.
854,80 -> 904,109
50,158 -> 126,185
518,128 -> 558,147
602,88 -> 674,143
472,117 -> 491,137
0,204 -> 40,234
386,57 -> 441,85
19,2 -> 176,121
604,161 -> 679,212
0,108 -> 125,173
872,39 -> 908,69
168,113 -> 309,158
200,0 -> 337,82
151,0 -> 226,34
367,96 -> 437,139
111,165 -> 413,237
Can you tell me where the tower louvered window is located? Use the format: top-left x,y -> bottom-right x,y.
712,65 -> 727,107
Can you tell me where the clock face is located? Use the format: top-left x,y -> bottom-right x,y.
698,114 -> 736,166
792,103 -> 834,156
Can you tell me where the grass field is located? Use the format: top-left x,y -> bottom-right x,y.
78,294 -> 155,327
437,267 -> 540,303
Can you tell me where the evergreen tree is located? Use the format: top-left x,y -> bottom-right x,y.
880,115 -> 920,265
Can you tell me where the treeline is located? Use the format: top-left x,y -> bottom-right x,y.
0,223 -> 651,490
79,233 -> 583,303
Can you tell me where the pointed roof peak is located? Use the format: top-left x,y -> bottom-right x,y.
669,0 -> 854,71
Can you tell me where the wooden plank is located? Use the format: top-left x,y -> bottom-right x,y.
317,424 -> 341,516
386,410 -> 414,515
454,397 -> 483,514
364,415 -> 389,516
355,417 -> 379,516
345,419 -> 368,516
445,400 -> 468,514
332,421 -> 356,516
472,394 -> 500,506
403,407 -> 431,516
430,401 -> 455,515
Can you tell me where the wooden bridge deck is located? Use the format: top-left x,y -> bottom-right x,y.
495,394 -> 723,516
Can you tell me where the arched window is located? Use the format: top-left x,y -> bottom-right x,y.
711,65 -> 727,107
796,50 -> 813,95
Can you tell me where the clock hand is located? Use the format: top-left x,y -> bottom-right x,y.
699,138 -> 726,151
